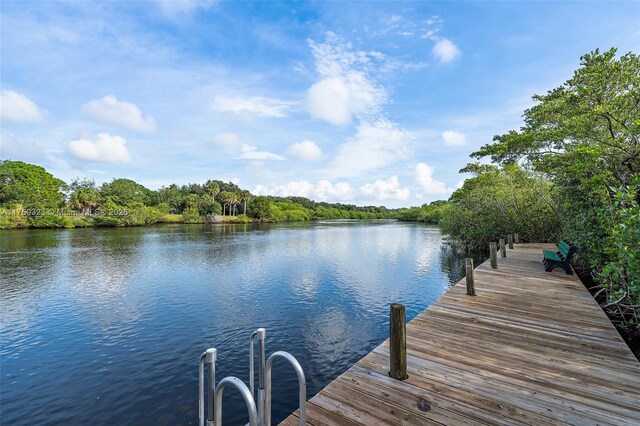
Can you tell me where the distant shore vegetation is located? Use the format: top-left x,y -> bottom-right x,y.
0,159 -> 436,229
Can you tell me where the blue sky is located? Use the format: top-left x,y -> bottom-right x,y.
1,0 -> 638,207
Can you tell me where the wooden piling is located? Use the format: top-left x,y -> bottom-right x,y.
465,258 -> 475,296
500,238 -> 506,258
490,242 -> 498,269
514,233 -> 519,244
389,303 -> 408,380
508,234 -> 514,249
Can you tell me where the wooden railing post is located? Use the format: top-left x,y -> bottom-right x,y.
465,258 -> 475,296
499,238 -> 506,258
508,234 -> 514,249
514,233 -> 519,244
490,242 -> 498,269
389,303 -> 408,380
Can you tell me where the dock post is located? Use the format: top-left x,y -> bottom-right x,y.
490,242 -> 498,269
508,234 -> 514,249
389,304 -> 408,380
514,233 -> 519,244
465,258 -> 475,296
499,238 -> 506,258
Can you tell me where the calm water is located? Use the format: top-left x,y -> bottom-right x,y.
1,221 -> 476,425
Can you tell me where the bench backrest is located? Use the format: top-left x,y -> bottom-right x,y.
558,240 -> 576,259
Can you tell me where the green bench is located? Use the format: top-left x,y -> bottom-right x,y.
543,240 -> 576,274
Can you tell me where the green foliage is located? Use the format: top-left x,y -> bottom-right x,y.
68,179 -> 100,215
598,184 -> 640,307
234,214 -> 251,223
210,180 -> 241,194
470,48 -> 640,332
120,202 -> 161,226
93,216 -> 124,227
440,165 -> 561,249
274,201 -> 311,222
312,205 -> 349,219
0,205 -> 28,229
0,160 -> 66,208
182,207 -> 202,223
398,201 -> 449,223
73,218 -> 92,227
28,212 -> 75,228
198,198 -> 222,216
92,199 -> 125,227
100,178 -> 156,206
91,199 -> 162,227
157,184 -> 184,213
161,214 -> 183,223
248,196 -> 273,220
205,180 -> 220,201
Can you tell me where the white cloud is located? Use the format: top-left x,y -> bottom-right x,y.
425,16 -> 442,26
212,95 -> 296,118
306,78 -> 351,125
253,179 -> 354,201
306,34 -> 386,125
0,89 -> 45,122
414,162 -> 450,194
361,176 -> 410,201
442,130 -> 467,146
68,133 -> 132,163
306,34 -> 413,177
314,180 -> 354,200
211,132 -> 284,161
239,144 -> 284,161
254,181 -> 314,198
432,38 -> 461,64
327,119 -> 412,178
286,140 -> 322,161
83,95 -> 156,133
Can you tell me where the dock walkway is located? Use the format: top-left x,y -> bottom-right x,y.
280,243 -> 640,425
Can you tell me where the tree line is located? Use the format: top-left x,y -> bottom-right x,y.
0,160 -> 410,228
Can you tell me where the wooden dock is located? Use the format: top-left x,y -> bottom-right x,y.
280,243 -> 640,425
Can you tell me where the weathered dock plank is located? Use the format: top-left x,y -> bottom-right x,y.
280,244 -> 640,425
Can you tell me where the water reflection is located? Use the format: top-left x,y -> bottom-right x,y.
438,240 -> 487,286
1,221 -> 471,425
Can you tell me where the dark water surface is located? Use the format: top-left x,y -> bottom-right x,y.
1,221 -> 477,425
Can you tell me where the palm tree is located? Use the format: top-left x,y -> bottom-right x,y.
69,187 -> 100,215
218,191 -> 232,216
229,192 -> 240,216
185,194 -> 199,209
240,190 -> 252,215
206,180 -> 220,202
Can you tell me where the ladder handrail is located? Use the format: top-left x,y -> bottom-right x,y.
264,351 -> 307,426
199,328 -> 305,426
249,330 -> 258,398
199,352 -> 206,426
214,376 -> 259,426
199,348 -> 217,426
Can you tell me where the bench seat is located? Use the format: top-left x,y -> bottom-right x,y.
542,249 -> 561,261
543,240 -> 576,275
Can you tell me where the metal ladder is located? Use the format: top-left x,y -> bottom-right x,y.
199,327 -> 307,426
